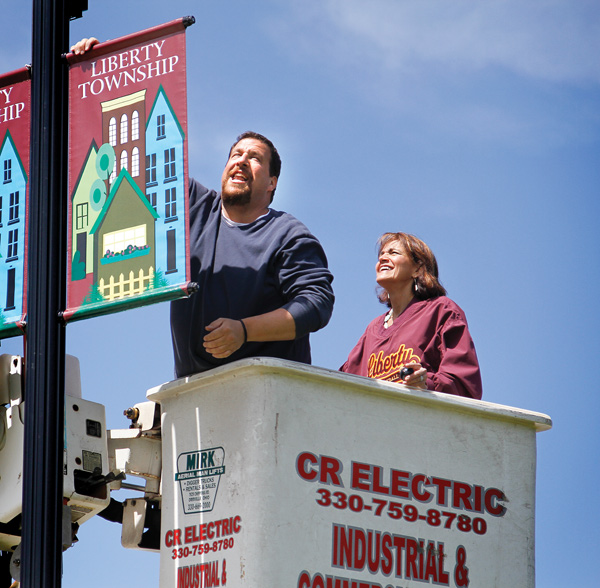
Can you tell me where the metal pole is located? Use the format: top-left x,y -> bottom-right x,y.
21,0 -> 70,584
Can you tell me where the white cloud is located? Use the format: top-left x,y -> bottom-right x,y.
263,0 -> 600,147
272,0 -> 600,85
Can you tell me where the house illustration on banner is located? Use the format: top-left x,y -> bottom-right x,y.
70,84 -> 186,306
0,130 -> 26,325
90,169 -> 158,300
145,85 -> 186,282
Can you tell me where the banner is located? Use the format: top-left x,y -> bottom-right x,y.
0,67 -> 30,338
64,18 -> 195,322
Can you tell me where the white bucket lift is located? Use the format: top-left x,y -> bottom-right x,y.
148,357 -> 552,588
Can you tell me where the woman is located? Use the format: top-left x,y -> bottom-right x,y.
340,232 -> 482,399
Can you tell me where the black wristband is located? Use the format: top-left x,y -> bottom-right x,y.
239,319 -> 248,344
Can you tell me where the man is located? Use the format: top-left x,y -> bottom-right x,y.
71,39 -> 334,377
170,132 -> 334,376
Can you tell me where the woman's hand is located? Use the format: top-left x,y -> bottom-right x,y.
401,362 -> 428,389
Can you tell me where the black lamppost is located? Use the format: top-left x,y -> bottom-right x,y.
21,1 -> 87,586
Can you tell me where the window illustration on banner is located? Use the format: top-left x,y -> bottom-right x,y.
0,67 -> 30,339
64,18 -> 195,322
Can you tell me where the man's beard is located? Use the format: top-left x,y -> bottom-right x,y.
221,182 -> 252,206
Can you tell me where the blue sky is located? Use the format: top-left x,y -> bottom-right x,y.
2,1 -> 599,586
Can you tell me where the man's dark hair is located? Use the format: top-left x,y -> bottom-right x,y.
230,131 -> 282,200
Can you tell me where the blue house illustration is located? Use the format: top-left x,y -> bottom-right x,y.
145,85 -> 186,286
0,130 -> 26,325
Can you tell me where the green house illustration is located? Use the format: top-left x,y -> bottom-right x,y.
89,168 -> 158,301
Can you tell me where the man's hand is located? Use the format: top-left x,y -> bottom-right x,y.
203,308 -> 296,359
203,318 -> 246,359
70,37 -> 99,55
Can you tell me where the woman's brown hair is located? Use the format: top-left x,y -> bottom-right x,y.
377,232 -> 446,306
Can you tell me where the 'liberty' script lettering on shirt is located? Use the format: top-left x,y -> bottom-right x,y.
368,344 -> 421,381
